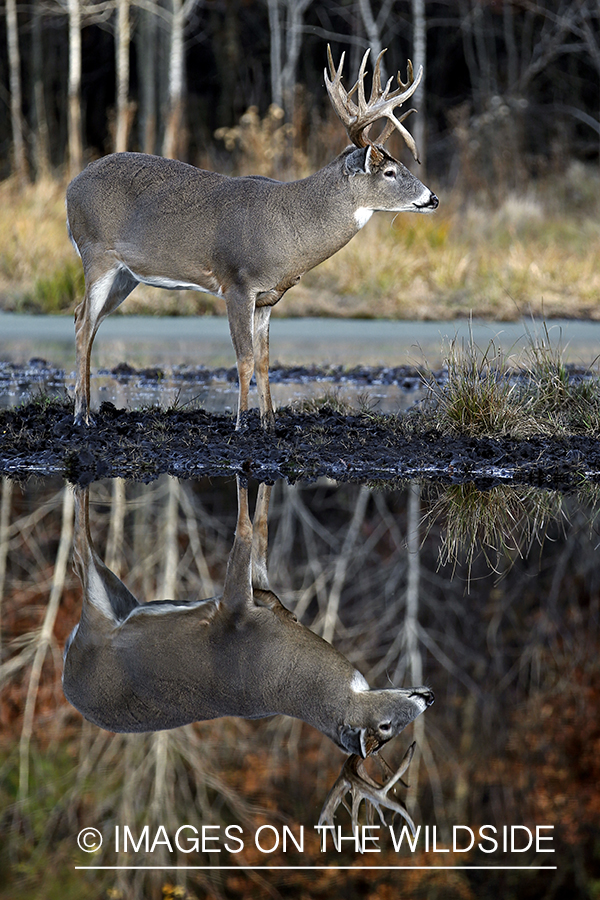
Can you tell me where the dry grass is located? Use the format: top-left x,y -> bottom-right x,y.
0,163 -> 599,320
418,321 -> 600,438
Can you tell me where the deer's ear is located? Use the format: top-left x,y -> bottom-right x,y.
345,145 -> 385,176
344,147 -> 370,176
338,724 -> 377,758
338,723 -> 363,754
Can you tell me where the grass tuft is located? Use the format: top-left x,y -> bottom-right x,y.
423,331 -> 521,436
420,322 -> 600,438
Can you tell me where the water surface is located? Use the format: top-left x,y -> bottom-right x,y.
1,474 -> 596,897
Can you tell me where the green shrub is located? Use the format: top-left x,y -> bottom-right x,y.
22,260 -> 84,313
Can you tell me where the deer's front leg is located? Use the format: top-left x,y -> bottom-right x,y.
226,289 -> 256,429
222,478 -> 254,614
251,482 -> 272,591
253,306 -> 275,432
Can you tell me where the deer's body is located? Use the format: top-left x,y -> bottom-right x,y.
67,47 -> 438,429
67,151 -> 376,304
63,484 -> 433,757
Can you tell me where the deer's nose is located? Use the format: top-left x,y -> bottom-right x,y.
429,193 -> 439,209
414,688 -> 435,706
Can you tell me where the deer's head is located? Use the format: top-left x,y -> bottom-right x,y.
326,46 -> 438,216
338,685 -> 435,758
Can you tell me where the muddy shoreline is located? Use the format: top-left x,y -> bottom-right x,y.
1,395 -> 599,489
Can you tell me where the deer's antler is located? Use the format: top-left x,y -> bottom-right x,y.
318,742 -> 417,851
325,45 -> 423,162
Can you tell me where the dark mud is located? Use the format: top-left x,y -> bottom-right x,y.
1,396 -> 599,489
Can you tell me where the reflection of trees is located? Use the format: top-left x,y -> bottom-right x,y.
1,475 -> 599,897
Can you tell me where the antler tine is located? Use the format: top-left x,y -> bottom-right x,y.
318,743 -> 418,852
368,49 -> 387,106
325,45 -> 423,160
325,45 -> 360,139
356,48 -> 371,116
397,58 -> 415,93
326,43 -> 343,83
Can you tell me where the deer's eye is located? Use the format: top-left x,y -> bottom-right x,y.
379,721 -> 392,732
383,169 -> 396,179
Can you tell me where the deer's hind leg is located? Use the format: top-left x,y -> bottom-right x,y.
74,261 -> 138,424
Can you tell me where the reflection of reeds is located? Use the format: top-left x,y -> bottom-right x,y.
424,482 -> 568,580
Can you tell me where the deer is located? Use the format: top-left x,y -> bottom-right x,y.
66,46 -> 438,430
63,479 -> 434,816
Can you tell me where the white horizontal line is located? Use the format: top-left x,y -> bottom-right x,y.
75,865 -> 558,871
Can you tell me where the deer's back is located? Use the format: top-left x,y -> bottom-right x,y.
66,153 -> 222,246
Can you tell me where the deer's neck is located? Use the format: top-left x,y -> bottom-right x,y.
240,622 -> 367,739
277,163 -> 366,269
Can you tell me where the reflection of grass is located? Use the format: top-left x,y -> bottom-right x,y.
0,165 -> 599,319
424,482 -> 567,578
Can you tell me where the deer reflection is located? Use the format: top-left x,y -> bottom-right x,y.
63,480 -> 433,761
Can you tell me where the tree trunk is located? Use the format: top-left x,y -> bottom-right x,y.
404,482 -> 424,815
138,4 -> 158,153
412,0 -> 427,171
280,0 -> 312,119
68,0 -> 83,175
6,0 -> 28,184
267,0 -> 283,108
358,0 -> 385,79
162,0 -> 185,158
115,0 -> 133,152
31,0 -> 50,178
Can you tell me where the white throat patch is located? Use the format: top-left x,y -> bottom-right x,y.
350,670 -> 370,692
354,207 -> 374,229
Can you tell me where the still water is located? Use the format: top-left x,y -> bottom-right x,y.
1,473 -> 597,899
2,313 -> 600,414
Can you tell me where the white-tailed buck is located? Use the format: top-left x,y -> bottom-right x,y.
67,46 -> 438,429
63,480 -> 433,772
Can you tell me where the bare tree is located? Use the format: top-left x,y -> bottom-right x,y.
411,0 -> 426,168
267,0 -> 283,108
115,0 -> 134,152
68,0 -> 83,174
266,0 -> 313,116
163,0 -> 200,158
569,0 -> 600,157
6,0 -> 28,183
31,0 -> 51,177
357,0 -> 393,80
137,1 -> 159,153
